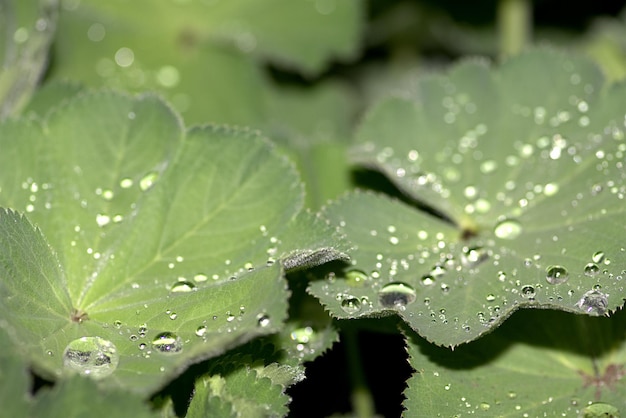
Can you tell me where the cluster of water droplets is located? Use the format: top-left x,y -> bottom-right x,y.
18,178 -> 52,214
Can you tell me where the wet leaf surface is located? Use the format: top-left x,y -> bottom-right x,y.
403,308 -> 626,417
309,49 -> 626,347
0,91 -> 347,394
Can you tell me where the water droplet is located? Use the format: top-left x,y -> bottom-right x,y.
193,273 -> 208,282
257,314 -> 270,327
543,183 -> 559,196
486,294 -> 496,302
340,296 -> 362,314
576,290 -> 608,315
545,265 -> 569,284
346,270 -> 368,286
170,280 -> 196,293
96,214 -> 111,227
584,263 -> 600,277
521,285 -> 536,299
461,246 -> 489,268
119,178 -> 133,188
195,325 -> 207,337
592,251 -> 605,264
139,171 -> 159,191
421,275 -> 435,286
113,320 -> 122,329
378,282 -> 417,309
479,402 -> 491,411
494,219 -> 522,240
63,337 -> 119,379
169,312 -> 178,320
151,332 -> 183,353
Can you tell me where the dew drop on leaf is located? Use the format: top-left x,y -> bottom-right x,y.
461,246 -> 489,268
521,285 -> 536,299
576,290 -> 608,315
139,171 -> 159,191
592,251 -> 605,264
193,273 -> 208,283
256,314 -> 270,327
63,336 -> 119,379
170,280 -> 196,293
378,282 -> 416,309
584,263 -> 600,277
151,332 -> 183,353
345,269 -> 368,286
340,296 -> 362,314
421,275 -> 435,286
119,178 -> 133,189
195,325 -> 207,337
493,219 -> 522,240
545,265 -> 569,284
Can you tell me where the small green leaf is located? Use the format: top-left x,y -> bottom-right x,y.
188,368 -> 289,418
403,309 -> 626,417
0,90 -> 346,394
309,49 -> 626,347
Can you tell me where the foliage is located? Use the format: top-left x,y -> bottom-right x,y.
1,0 -> 626,416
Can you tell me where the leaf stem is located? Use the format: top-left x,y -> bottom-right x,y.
344,327 -> 376,418
497,0 -> 532,59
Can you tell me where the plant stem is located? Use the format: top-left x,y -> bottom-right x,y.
497,0 -> 532,59
345,327 -> 376,418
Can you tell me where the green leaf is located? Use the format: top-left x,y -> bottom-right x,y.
32,375 -> 158,418
0,0 -> 58,119
0,90 -> 346,394
187,368 -> 289,418
0,327 -> 31,416
309,49 -> 626,347
48,0 -> 362,125
403,309 -> 626,417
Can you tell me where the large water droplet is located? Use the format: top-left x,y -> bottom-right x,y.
545,265 -> 569,284
576,290 -> 609,315
494,219 -> 522,240
378,282 -> 416,309
170,280 -> 196,293
340,296 -> 362,314
151,332 -> 183,353
63,337 -> 119,379
584,263 -> 600,277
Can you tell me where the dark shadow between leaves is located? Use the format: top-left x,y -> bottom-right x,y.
405,306 -> 626,371
351,167 -> 458,229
